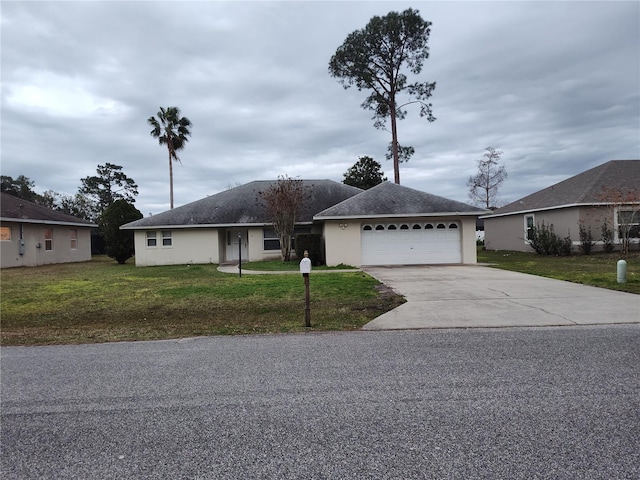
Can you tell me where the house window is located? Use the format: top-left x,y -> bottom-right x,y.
400,224 -> 409,230
525,215 -> 535,242
70,229 -> 77,249
146,231 -> 157,247
424,224 -> 433,229
388,224 -> 397,230
0,226 -> 11,241
375,225 -> 385,230
617,209 -> 640,239
363,225 -> 372,231
412,224 -> 422,230
162,231 -> 172,247
263,229 -> 280,251
44,228 -> 53,251
449,223 -> 458,229
262,226 -> 311,251
437,223 -> 446,229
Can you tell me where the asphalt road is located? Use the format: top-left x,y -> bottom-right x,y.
2,325 -> 639,479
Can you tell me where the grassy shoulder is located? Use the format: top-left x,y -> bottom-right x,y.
0,257 -> 404,346
478,248 -> 640,294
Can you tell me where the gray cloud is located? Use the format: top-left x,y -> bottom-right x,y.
2,1 -> 638,215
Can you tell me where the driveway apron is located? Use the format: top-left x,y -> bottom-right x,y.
363,265 -> 640,330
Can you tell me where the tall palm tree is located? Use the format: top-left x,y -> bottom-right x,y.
147,107 -> 192,209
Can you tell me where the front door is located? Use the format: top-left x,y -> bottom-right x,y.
226,229 -> 248,262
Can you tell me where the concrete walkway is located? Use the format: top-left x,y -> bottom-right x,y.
362,265 -> 640,330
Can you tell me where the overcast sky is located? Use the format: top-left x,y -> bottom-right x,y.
2,0 -> 639,216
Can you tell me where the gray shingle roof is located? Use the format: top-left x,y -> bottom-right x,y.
314,182 -> 488,219
0,193 -> 97,227
122,180 -> 363,229
484,160 -> 640,217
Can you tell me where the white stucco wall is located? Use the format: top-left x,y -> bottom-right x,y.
323,220 -> 363,267
460,216 -> 479,264
133,228 -> 220,266
1,222 -> 93,268
246,227 -> 282,262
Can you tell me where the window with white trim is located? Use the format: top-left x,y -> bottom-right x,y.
263,229 -> 280,251
44,228 -> 53,251
617,209 -> 640,240
146,231 -> 157,247
162,230 -> 172,247
524,215 -> 535,242
70,229 -> 77,249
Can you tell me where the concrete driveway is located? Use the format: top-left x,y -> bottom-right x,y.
363,265 -> 640,330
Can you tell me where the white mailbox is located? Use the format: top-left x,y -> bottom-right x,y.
299,250 -> 312,276
299,257 -> 312,275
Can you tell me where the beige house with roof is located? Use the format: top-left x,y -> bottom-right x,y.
1,193 -> 97,268
122,180 -> 488,267
482,160 -> 640,252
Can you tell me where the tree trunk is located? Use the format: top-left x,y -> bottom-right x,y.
169,151 -> 174,209
390,101 -> 400,184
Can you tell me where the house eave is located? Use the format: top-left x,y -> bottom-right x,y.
314,211 -> 488,221
478,202 -> 639,219
120,221 -> 315,230
0,217 -> 98,228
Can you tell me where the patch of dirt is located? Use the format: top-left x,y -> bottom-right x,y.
375,283 -> 401,300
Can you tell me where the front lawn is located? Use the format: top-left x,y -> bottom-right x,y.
0,257 -> 404,346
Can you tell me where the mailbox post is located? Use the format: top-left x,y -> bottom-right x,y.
238,233 -> 242,278
299,250 -> 312,327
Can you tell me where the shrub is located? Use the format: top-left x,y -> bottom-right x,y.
601,220 -> 615,253
529,222 -> 572,256
294,233 -> 323,265
578,223 -> 595,255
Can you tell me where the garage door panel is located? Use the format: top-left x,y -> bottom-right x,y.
362,222 -> 461,265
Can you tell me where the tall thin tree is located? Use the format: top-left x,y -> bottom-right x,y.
329,8 -> 436,184
148,107 -> 192,209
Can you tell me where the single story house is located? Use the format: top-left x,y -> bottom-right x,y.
0,193 -> 97,268
482,160 -> 640,252
121,180 -> 488,267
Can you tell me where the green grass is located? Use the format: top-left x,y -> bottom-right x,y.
478,248 -> 640,294
4,251 -> 637,346
0,256 -> 404,346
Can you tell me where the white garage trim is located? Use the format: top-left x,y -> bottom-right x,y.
361,221 -> 462,265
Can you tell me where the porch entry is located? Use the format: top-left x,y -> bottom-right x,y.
225,229 -> 248,262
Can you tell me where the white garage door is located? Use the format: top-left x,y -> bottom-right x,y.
361,221 -> 462,265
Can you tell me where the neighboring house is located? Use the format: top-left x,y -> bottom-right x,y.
482,160 -> 640,252
121,179 -> 488,267
0,193 -> 97,268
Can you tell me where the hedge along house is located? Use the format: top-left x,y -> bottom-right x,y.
481,160 -> 640,252
0,193 -> 97,268
316,182 -> 489,266
120,180 -> 363,267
